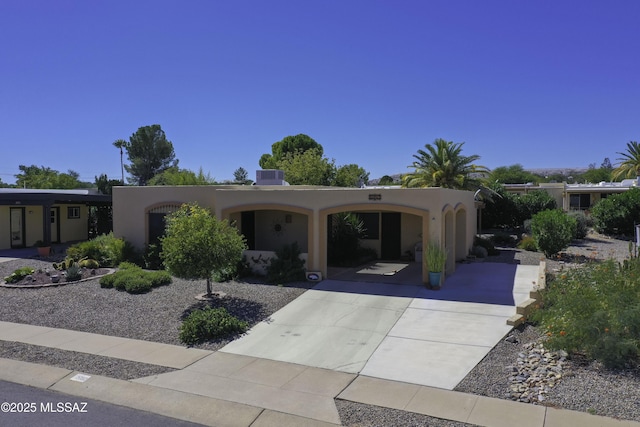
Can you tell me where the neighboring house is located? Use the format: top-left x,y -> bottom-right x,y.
112,180 -> 478,284
504,179 -> 639,211
0,189 -> 112,250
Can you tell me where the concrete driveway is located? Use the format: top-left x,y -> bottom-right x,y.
221,262 -> 539,390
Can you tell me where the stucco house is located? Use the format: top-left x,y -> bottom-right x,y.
112,179 -> 478,284
0,188 -> 112,250
504,178 -> 639,211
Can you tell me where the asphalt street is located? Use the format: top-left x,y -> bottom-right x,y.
0,380 -> 205,427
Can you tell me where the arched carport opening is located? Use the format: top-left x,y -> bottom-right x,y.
320,203 -> 429,284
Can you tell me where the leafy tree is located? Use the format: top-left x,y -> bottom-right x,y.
612,141 -> 640,181
489,164 -> 539,184
333,164 -> 369,187
161,203 -> 246,296
276,148 -> 336,185
94,174 -> 122,195
113,139 -> 127,184
15,165 -> 86,189
378,175 -> 396,185
531,210 -> 577,257
259,134 -> 323,170
124,124 -> 178,185
580,168 -> 611,183
480,182 -> 519,229
402,138 -> 489,190
233,167 -> 252,185
147,167 -> 214,186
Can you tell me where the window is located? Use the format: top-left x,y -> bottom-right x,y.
67,206 -> 81,219
569,194 -> 590,210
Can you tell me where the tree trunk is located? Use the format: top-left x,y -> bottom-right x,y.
206,277 -> 212,296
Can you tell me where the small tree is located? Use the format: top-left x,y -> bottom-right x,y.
531,210 -> 576,257
161,203 -> 246,296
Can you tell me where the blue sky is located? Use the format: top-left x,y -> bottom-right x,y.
1,0 -> 639,185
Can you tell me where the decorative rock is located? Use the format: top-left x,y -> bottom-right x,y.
508,338 -> 566,404
505,335 -> 519,343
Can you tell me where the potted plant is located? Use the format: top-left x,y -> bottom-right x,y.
425,241 -> 447,289
34,240 -> 51,257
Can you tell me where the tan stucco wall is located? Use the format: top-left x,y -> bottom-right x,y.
57,204 -> 89,243
112,185 -> 477,283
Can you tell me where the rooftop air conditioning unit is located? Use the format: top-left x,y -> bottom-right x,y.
256,170 -> 287,185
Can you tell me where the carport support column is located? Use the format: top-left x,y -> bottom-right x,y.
41,201 -> 52,245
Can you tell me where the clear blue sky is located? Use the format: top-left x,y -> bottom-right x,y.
1,0 -> 639,185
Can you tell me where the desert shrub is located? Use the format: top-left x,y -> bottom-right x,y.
66,233 -> 139,267
179,307 -> 248,345
4,267 -> 35,283
102,266 -> 166,294
79,258 -> 100,269
517,235 -> 537,251
117,261 -> 141,271
531,210 -> 576,257
473,236 -> 499,256
568,210 -> 589,239
148,270 -> 172,287
65,264 -> 82,282
99,274 -> 116,288
265,242 -> 307,284
124,275 -> 153,294
530,258 -> 640,369
591,188 -> 640,237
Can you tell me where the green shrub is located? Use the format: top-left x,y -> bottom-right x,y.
124,275 -> 153,294
530,258 -> 640,369
265,242 -> 307,284
79,258 -> 100,269
101,266 -> 170,293
66,233 -> 140,267
99,274 -> 116,288
517,235 -> 538,251
328,212 -> 367,266
591,188 -> 640,237
473,236 -> 500,256
179,307 -> 248,345
531,209 -> 577,257
117,261 -> 142,271
568,210 -> 589,239
4,267 -> 35,283
148,270 -> 172,287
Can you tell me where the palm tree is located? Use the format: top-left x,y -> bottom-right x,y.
402,138 -> 489,190
112,139 -> 127,184
612,141 -> 640,181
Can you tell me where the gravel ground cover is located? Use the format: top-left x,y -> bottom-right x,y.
1,232 -> 638,426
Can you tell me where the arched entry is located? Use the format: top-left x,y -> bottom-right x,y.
455,206 -> 467,262
320,203 -> 429,283
444,209 -> 455,274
